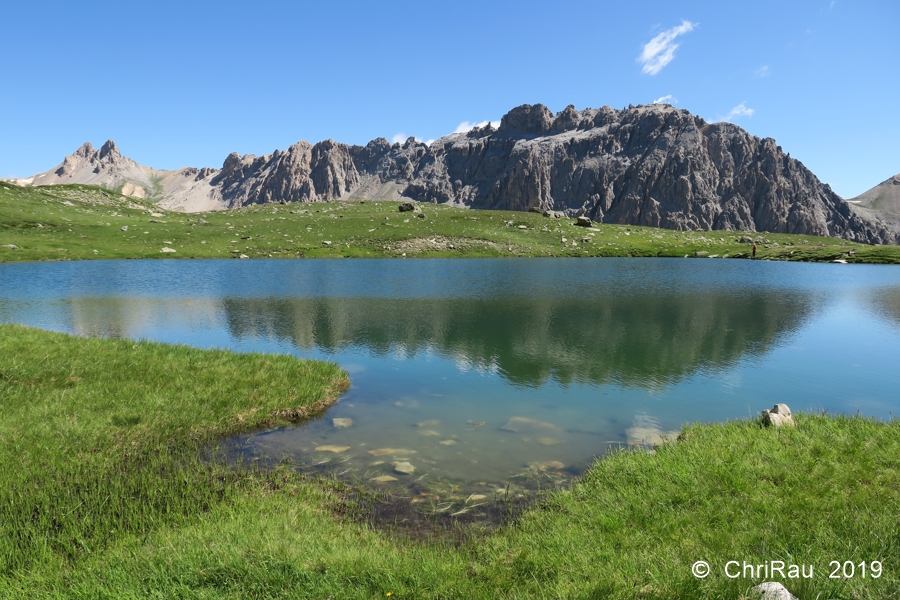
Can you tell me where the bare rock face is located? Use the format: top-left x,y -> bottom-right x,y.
401,104 -> 898,244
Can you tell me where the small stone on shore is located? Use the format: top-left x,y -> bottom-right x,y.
762,403 -> 795,427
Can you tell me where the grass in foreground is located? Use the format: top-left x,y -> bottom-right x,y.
2,181 -> 899,264
2,324 -> 899,598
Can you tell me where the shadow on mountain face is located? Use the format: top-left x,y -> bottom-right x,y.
221,291 -> 815,389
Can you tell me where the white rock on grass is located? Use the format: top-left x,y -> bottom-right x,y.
762,403 -> 795,427
160,247 -> 177,253
749,581 -> 798,600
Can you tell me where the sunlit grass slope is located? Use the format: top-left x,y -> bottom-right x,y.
2,181 -> 898,263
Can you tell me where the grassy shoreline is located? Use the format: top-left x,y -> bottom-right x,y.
2,324 -> 899,598
3,181 -> 900,264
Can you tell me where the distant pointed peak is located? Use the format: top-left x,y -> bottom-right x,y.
73,141 -> 94,158
97,139 -> 123,163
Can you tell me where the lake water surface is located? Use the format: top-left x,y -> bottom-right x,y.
3,258 -> 900,496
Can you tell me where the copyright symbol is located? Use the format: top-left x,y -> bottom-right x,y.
692,561 -> 710,578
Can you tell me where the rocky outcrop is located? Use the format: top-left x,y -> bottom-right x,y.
402,104 -> 897,244
16,104 -> 899,243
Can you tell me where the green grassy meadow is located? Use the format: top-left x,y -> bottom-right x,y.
2,324 -> 899,599
3,181 -> 899,264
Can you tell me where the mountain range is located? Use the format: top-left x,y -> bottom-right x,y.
10,102 -> 899,244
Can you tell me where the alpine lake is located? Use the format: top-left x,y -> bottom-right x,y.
3,257 -> 900,506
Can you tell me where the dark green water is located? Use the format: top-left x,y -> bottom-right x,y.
2,258 -> 900,496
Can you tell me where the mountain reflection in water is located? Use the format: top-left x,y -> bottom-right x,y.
221,292 -> 814,389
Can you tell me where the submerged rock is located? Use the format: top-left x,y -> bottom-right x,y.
368,448 -> 416,456
466,420 -> 487,427
528,460 -> 565,472
537,437 -> 562,446
438,439 -> 458,446
393,461 -> 416,475
332,418 -> 353,429
370,475 -> 398,483
500,416 -> 562,433
315,445 -> 350,453
626,415 -> 679,445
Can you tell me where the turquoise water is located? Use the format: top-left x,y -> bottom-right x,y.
2,258 -> 900,494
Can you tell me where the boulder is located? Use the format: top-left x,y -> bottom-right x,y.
543,210 -> 565,219
761,403 -> 795,427
398,202 -> 416,212
574,216 -> 593,227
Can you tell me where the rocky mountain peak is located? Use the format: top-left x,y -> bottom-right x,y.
97,139 -> 122,162
73,142 -> 95,158
498,103 -> 554,135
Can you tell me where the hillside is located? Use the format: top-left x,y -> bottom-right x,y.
3,182 -> 899,264
850,173 -> 900,222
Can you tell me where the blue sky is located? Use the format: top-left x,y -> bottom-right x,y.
1,0 -> 897,198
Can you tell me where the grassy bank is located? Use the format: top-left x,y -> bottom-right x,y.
3,181 -> 899,264
2,325 -> 899,598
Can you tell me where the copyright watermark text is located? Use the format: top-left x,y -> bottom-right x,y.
691,559 -> 882,580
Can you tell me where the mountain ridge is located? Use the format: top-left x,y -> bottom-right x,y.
11,102 -> 899,244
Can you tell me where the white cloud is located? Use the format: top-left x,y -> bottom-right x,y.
652,95 -> 677,105
755,65 -> 770,77
391,133 -> 434,146
453,120 -> 500,134
721,102 -> 755,122
638,20 -> 696,76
